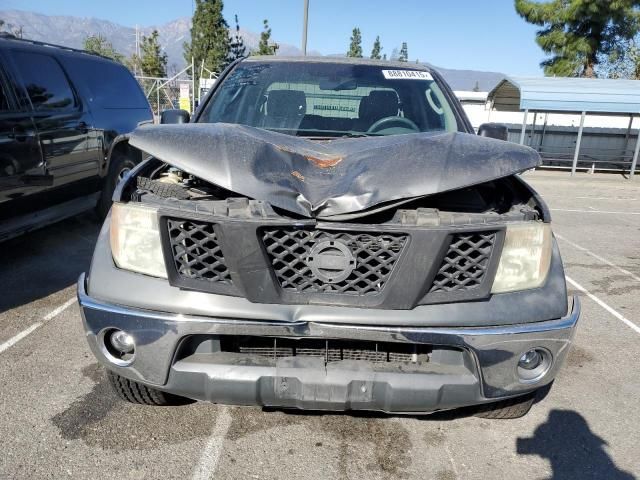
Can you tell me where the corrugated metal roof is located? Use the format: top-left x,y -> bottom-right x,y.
488,76 -> 640,114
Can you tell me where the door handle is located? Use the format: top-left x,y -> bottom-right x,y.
8,127 -> 28,142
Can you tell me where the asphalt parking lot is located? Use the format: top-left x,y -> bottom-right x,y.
0,170 -> 639,480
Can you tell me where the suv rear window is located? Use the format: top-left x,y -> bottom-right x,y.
11,51 -> 76,110
60,56 -> 150,109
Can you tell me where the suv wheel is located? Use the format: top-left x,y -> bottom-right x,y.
96,153 -> 137,219
107,371 -> 193,406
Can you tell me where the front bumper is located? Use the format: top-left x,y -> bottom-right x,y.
78,273 -> 580,414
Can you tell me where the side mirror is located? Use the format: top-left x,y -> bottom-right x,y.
478,123 -> 508,141
160,109 -> 190,124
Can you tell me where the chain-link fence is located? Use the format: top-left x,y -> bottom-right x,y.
135,61 -> 218,121
136,76 -> 185,118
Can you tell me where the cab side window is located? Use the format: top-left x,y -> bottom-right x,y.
11,51 -> 75,111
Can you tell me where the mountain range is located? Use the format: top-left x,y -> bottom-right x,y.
0,9 -> 505,91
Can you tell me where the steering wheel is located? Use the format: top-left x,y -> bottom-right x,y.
367,116 -> 420,134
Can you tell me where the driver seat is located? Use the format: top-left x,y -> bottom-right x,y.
357,90 -> 400,131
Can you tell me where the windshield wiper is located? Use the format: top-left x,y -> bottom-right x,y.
262,128 -> 381,138
341,132 -> 371,138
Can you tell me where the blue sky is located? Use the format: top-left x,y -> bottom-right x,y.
4,0 -> 545,75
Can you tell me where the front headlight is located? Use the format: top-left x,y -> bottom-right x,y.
491,223 -> 552,294
110,202 -> 167,278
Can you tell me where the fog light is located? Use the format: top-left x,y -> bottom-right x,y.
110,330 -> 135,354
99,328 -> 136,366
517,348 -> 552,383
518,349 -> 542,370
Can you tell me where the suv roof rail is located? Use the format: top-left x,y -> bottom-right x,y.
0,33 -> 112,61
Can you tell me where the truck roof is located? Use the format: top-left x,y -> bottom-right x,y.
242,55 -> 434,71
0,32 -> 116,64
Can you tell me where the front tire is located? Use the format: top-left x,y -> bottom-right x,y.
96,153 -> 137,219
474,382 -> 553,419
107,371 -> 193,406
474,392 -> 536,419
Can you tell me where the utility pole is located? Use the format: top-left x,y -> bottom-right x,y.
302,0 -> 309,56
132,24 -> 140,75
137,25 -> 141,58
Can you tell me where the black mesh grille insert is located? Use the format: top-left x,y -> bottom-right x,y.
221,336 -> 431,363
166,219 -> 232,284
261,228 -> 407,295
429,231 -> 497,293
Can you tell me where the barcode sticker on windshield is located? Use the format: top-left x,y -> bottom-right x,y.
382,70 -> 433,80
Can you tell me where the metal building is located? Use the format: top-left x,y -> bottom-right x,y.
488,76 -> 640,177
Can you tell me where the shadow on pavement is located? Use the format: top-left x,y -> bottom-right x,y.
0,214 -> 100,313
517,409 -> 635,480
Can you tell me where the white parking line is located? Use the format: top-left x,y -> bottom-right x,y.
192,406 -> 232,480
0,323 -> 42,354
556,234 -> 640,283
551,208 -> 640,215
443,440 -> 460,479
543,195 -> 638,201
0,297 -> 75,354
566,276 -> 640,335
43,297 -> 77,320
573,196 -> 637,201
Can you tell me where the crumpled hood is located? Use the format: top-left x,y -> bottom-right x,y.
128,123 -> 541,218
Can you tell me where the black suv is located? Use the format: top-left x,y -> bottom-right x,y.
0,34 -> 153,240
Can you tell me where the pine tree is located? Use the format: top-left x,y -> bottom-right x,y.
229,14 -> 247,61
600,36 -> 640,79
136,30 -> 167,77
257,19 -> 274,55
83,34 -> 125,63
624,40 -> 640,78
183,0 -> 230,74
398,42 -> 408,62
370,36 -> 382,60
515,0 -> 640,78
390,48 -> 399,61
347,27 -> 363,57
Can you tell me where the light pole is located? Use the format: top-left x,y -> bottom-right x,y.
302,0 -> 309,56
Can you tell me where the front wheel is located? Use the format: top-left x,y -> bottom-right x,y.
474,382 -> 553,419
96,153 -> 137,219
474,392 -> 536,419
107,371 -> 193,406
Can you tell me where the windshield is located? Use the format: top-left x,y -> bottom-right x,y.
198,61 -> 459,137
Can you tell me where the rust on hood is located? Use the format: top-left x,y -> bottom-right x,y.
276,144 -> 342,169
305,155 -> 343,168
291,170 -> 305,181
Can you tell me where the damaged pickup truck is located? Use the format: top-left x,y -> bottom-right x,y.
78,57 -> 580,418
